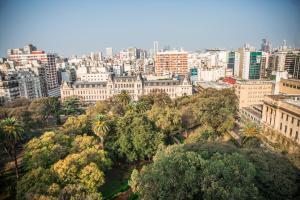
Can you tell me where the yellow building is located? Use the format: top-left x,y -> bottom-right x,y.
279,79 -> 300,95
261,95 -> 300,146
234,80 -> 274,109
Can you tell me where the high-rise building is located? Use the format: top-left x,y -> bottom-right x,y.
294,52 -> 300,79
153,41 -> 159,55
238,44 -> 256,78
91,52 -> 102,61
7,45 -> 60,97
261,38 -> 271,53
155,51 -> 188,76
241,51 -> 262,80
260,52 -> 269,78
285,51 -> 300,79
106,47 -> 113,58
17,70 -> 43,100
227,51 -> 240,76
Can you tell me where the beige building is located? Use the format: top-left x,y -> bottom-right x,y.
261,95 -> 300,146
155,51 -> 188,76
279,79 -> 300,95
61,74 -> 192,103
234,80 -> 274,109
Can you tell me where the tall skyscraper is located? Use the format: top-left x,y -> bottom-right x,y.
153,41 -> 159,55
294,52 -> 300,79
261,38 -> 271,53
106,47 -> 113,58
227,51 -> 240,76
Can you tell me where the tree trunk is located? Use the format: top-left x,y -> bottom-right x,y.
100,136 -> 105,150
13,148 -> 19,180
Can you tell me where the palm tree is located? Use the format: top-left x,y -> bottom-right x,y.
0,118 -> 24,179
92,114 -> 110,148
241,123 -> 259,145
117,91 -> 131,106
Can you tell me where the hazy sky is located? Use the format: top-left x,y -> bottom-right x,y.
0,0 -> 299,57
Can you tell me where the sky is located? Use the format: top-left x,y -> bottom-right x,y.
0,0 -> 300,57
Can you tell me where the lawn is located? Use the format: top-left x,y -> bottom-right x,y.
100,164 -> 133,199
100,162 -> 147,200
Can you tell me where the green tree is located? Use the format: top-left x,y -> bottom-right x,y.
52,147 -> 111,187
130,144 -> 260,200
130,145 -> 205,200
61,114 -> 92,135
201,153 -> 258,200
60,184 -> 102,200
115,112 -> 164,162
0,117 -> 24,179
62,96 -> 83,116
185,125 -> 217,144
138,92 -> 172,107
29,97 -> 61,125
79,162 -> 105,192
71,134 -> 102,153
16,167 -> 56,200
23,132 -> 72,169
147,105 -> 182,135
242,150 -> 300,200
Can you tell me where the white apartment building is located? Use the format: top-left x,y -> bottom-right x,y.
106,47 -> 113,58
197,66 -> 225,82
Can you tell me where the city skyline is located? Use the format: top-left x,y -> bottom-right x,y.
1,0 -> 300,57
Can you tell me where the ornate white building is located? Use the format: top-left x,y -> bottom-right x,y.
61,74 -> 192,103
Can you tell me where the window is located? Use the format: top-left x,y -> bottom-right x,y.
296,131 -> 299,140
281,113 -> 284,119
298,120 -> 300,127
284,125 -> 287,133
290,128 -> 293,137
292,117 -> 294,124
280,123 -> 282,130
286,115 -> 289,121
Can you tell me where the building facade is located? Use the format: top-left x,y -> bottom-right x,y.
61,74 -> 192,103
17,70 -> 43,100
197,67 -> 225,82
0,78 -> 19,105
279,79 -> 300,95
234,80 -> 274,109
80,73 -> 110,82
227,51 -> 240,76
261,95 -> 300,146
242,51 -> 262,80
155,51 -> 188,76
7,46 -> 60,97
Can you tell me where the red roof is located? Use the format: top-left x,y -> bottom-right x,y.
31,51 -> 45,54
223,77 -> 236,85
